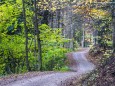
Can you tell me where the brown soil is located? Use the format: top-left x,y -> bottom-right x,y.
75,46 -> 115,86
65,53 -> 77,68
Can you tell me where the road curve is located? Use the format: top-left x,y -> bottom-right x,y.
4,49 -> 95,86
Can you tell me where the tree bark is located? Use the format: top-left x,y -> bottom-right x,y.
34,0 -> 42,71
51,12 -> 54,28
112,0 -> 115,53
82,23 -> 85,48
22,0 -> 30,71
57,9 -> 61,28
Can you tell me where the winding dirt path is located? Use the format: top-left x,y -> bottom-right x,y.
1,49 -> 95,86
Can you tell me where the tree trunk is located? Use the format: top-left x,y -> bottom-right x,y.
34,0 -> 42,71
51,12 -> 54,28
112,0 -> 115,53
57,9 -> 61,28
68,3 -> 74,49
22,0 -> 30,71
82,24 -> 85,48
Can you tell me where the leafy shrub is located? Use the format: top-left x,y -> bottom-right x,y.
39,24 -> 69,70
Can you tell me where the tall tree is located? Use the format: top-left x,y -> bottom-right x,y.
82,23 -> 85,47
22,0 -> 30,71
112,0 -> 115,53
34,0 -> 42,71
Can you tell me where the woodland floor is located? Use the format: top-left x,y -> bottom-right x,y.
0,48 -> 95,86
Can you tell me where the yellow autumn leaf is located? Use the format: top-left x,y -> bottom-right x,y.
89,0 -> 93,3
85,0 -> 93,4
51,7 -> 56,11
90,8 -> 108,18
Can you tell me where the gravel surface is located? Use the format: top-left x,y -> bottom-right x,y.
0,71 -> 56,86
0,49 -> 95,86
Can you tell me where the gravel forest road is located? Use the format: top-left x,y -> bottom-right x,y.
1,49 -> 95,86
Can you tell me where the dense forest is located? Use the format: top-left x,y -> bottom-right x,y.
0,0 -> 78,74
0,0 -> 115,85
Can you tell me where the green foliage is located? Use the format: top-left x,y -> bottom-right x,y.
0,0 -> 81,76
0,35 -> 26,75
0,24 -> 69,75
54,66 -> 69,72
39,24 -> 69,70
0,0 -> 70,75
93,16 -> 112,50
75,28 -> 82,45
0,0 -> 25,75
0,0 -> 22,33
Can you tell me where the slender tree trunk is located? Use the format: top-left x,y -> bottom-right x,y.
34,0 -> 42,71
57,9 -> 60,28
22,0 -> 30,71
68,3 -> 73,49
93,30 -> 97,45
82,24 -> 85,48
112,0 -> 115,53
51,12 -> 54,28
73,22 -> 76,50
70,9 -> 73,49
50,0 -> 54,28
